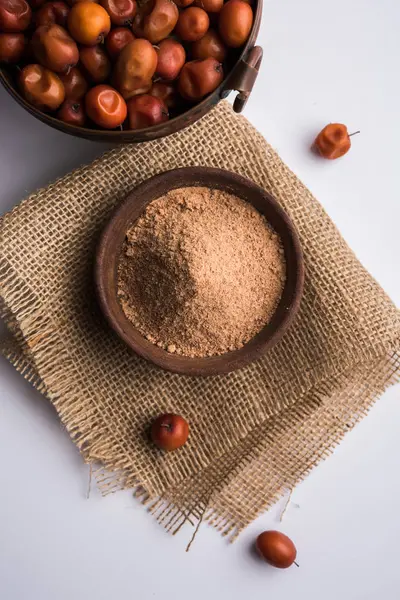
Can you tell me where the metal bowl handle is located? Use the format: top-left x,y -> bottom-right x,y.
223,46 -> 263,113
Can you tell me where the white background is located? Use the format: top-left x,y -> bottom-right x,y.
1,0 -> 399,598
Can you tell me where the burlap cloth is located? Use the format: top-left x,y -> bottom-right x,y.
1,101 -> 399,538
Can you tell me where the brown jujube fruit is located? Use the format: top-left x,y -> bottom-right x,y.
314,123 -> 353,159
178,57 -> 223,101
59,65 -> 88,99
112,38 -> 157,99
35,1 -> 69,27
57,98 -> 86,125
218,0 -> 253,48
66,0 -> 98,5
29,0 -> 46,8
67,1 -> 110,45
175,6 -> 209,42
256,531 -> 297,569
105,26 -> 134,60
0,0 -> 31,32
85,83 -> 127,128
0,32 -> 25,62
99,0 -> 136,26
127,94 -> 168,129
172,0 -> 193,6
132,0 -> 178,44
191,29 -> 226,62
19,63 -> 65,110
79,44 -> 110,83
194,0 -> 223,13
156,38 -> 185,80
32,24 -> 79,73
150,413 -> 189,451
150,81 -> 177,108
23,36 -> 34,60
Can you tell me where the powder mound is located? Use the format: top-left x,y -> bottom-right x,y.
117,187 -> 286,358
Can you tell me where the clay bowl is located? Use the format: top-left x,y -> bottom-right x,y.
95,167 -> 304,376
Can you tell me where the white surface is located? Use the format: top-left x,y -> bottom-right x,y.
1,0 -> 399,598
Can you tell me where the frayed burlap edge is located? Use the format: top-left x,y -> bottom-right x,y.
1,101 -> 399,539
1,253 -> 399,538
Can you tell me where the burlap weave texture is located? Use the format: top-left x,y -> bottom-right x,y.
1,102 -> 399,537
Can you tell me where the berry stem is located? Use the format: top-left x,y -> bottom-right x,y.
348,130 -> 360,137
294,561 -> 300,567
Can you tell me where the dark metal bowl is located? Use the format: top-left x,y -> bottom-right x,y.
0,0 -> 263,143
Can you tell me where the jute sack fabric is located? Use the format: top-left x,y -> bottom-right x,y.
1,101 -> 399,538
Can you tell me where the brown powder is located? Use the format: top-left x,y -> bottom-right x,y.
117,186 -> 286,358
